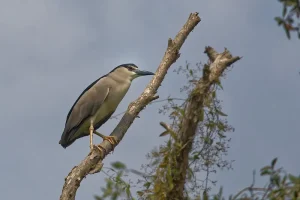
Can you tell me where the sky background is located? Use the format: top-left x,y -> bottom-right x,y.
0,0 -> 299,199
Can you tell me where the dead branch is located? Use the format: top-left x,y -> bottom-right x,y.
60,12 -> 201,200
165,47 -> 241,200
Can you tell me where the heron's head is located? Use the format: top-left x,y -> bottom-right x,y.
112,63 -> 155,81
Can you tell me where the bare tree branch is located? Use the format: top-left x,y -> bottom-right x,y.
165,47 -> 241,200
60,12 -> 201,200
204,46 -> 218,62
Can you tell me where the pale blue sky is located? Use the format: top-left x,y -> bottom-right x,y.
0,0 -> 299,199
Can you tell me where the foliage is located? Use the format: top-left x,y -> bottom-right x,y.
95,62 -> 299,200
96,61 -> 235,199
275,0 -> 300,39
209,158 -> 300,200
95,158 -> 300,200
94,162 -> 135,200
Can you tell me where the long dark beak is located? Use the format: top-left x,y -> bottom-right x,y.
135,69 -> 155,76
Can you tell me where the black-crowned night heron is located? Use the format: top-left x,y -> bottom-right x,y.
59,63 -> 154,152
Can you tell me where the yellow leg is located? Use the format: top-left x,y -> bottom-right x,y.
89,124 -> 94,151
94,131 -> 118,146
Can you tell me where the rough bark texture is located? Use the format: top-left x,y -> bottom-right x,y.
60,12 -> 201,200
166,47 -> 241,200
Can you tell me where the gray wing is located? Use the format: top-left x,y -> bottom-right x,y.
60,79 -> 110,146
67,88 -> 109,130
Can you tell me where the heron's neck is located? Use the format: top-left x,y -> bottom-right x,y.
108,72 -> 131,85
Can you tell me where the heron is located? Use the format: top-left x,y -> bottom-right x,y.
59,63 -> 154,152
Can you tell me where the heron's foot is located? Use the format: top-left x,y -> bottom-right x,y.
94,131 -> 118,146
96,144 -> 106,155
103,135 -> 118,146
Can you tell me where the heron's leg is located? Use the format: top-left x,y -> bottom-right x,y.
94,131 -> 118,146
89,124 -> 94,151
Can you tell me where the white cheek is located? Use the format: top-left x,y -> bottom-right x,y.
131,71 -> 136,76
126,71 -> 134,76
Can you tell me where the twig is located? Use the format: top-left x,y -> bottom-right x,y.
59,12 -> 201,200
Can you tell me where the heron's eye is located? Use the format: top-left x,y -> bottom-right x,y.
127,66 -> 135,71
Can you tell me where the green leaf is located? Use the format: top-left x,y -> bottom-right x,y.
199,109 -> 204,121
271,174 -> 281,186
260,166 -> 272,176
281,175 -> 287,185
159,131 -> 169,137
189,69 -> 193,76
214,187 -> 223,200
288,174 -> 300,184
137,191 -> 144,197
271,157 -> 278,168
284,23 -> 291,39
186,63 -> 189,70
143,182 -> 151,189
283,5 -> 287,17
187,167 -> 195,180
206,122 -> 216,129
215,79 -> 223,90
125,186 -> 131,198
212,90 -> 216,98
172,106 -> 185,116
204,137 -> 213,145
203,190 -> 209,200
217,122 -> 226,131
217,132 -> 226,138
216,109 -> 228,117
111,161 -> 127,170
261,170 -> 272,176
275,17 -> 284,26
94,196 -> 103,200
285,0 -> 297,6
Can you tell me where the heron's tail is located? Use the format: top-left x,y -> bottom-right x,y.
59,128 -> 85,148
59,130 -> 71,148
59,138 -> 69,148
